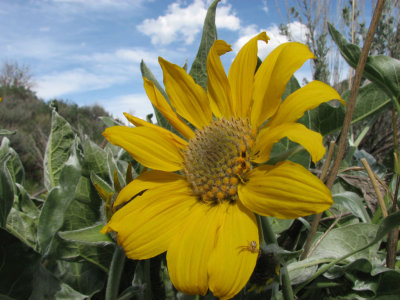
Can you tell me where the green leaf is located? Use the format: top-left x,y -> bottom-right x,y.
0,138 -> 25,184
309,102 -> 345,135
37,148 -> 82,254
328,23 -> 400,102
57,260 -> 105,297
43,110 -> 75,190
0,129 -> 16,136
309,223 -> 379,261
84,138 -> 109,180
61,176 -> 102,231
372,210 -> 400,245
333,192 -> 371,223
58,223 -> 113,245
99,116 -> 124,127
345,82 -> 391,124
0,159 -> 14,227
6,208 -> 38,250
188,0 -> 219,90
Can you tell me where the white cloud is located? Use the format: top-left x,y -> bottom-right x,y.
35,68 -> 125,99
137,0 -> 240,46
262,0 -> 268,13
100,93 -> 155,122
51,0 -> 151,9
232,21 -> 308,60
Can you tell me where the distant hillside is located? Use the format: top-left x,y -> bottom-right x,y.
0,85 -> 111,192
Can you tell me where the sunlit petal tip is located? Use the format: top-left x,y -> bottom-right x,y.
159,56 -> 212,129
100,224 -> 111,234
229,31 -> 269,118
251,41 -> 315,128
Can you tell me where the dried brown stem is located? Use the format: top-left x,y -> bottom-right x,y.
361,158 -> 388,217
326,0 -> 386,189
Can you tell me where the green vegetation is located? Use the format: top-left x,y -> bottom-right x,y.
0,84 -> 110,193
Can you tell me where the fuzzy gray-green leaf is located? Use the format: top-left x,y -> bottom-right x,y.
43,110 -> 75,190
188,0 -> 219,90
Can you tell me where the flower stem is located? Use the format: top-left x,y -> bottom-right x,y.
260,216 -> 294,300
105,245 -> 126,300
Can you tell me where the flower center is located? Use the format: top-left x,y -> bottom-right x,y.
183,118 -> 255,204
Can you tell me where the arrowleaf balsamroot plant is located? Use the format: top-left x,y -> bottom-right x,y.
101,32 -> 343,299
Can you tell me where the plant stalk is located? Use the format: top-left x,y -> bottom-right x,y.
105,245 -> 126,300
260,217 -> 294,300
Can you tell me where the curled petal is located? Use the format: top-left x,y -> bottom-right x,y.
103,125 -> 185,171
207,40 -> 233,118
239,161 -> 332,219
268,80 -> 345,127
229,32 -> 269,119
208,202 -> 259,300
159,57 -> 212,129
102,171 -> 196,259
252,123 -> 326,164
251,42 -> 315,129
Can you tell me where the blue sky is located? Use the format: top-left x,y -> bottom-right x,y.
1,0 -> 370,121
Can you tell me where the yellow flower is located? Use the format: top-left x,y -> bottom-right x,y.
102,32 -> 342,299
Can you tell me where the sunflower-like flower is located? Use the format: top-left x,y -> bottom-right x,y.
102,32 -> 342,299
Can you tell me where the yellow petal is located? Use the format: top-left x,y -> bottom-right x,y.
102,171 -> 196,259
159,57 -> 212,129
238,161 -> 332,219
123,112 -> 187,149
103,125 -> 185,172
143,78 -> 195,140
251,42 -> 315,129
167,203 -> 224,296
252,123 -> 326,164
228,32 -> 269,119
112,170 -> 184,208
268,80 -> 345,127
208,202 -> 259,300
207,40 -> 233,118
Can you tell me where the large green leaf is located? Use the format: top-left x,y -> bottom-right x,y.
43,110 -> 75,190
61,176 -> 102,231
6,208 -> 38,250
333,192 -> 371,223
309,223 -> 379,261
0,159 -> 14,228
188,0 -> 219,90
37,146 -> 82,254
328,23 -> 400,102
309,102 -> 345,135
58,223 -> 113,245
83,138 -> 109,180
344,83 -> 391,124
